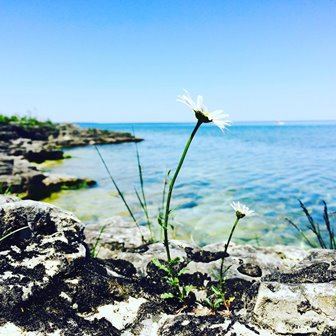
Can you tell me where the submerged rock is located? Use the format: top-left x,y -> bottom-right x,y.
0,154 -> 96,200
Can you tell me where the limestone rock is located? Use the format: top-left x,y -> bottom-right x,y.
0,121 -> 142,201
54,123 -> 143,147
85,216 -> 151,258
0,197 -> 86,309
1,198 -> 335,335
0,197 -> 120,335
253,282 -> 336,334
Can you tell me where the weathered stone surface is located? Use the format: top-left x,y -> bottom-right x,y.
0,196 -> 120,335
85,216 -> 151,258
0,197 -> 86,309
1,197 -> 335,335
253,282 -> 336,334
8,138 -> 64,163
157,314 -> 276,336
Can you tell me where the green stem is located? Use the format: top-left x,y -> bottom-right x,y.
219,216 -> 240,291
135,138 -> 153,241
163,120 -> 202,262
94,145 -> 145,243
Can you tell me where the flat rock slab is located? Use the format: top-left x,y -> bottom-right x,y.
254,282 -> 336,334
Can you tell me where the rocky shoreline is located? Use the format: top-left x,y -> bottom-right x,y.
0,196 -> 335,335
0,122 -> 142,200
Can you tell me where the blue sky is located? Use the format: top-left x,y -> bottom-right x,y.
0,0 -> 335,122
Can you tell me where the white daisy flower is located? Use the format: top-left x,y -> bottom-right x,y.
177,90 -> 231,132
231,201 -> 255,219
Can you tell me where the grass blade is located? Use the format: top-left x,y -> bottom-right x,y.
133,136 -> 153,239
94,145 -> 145,242
323,200 -> 335,249
285,217 -> 316,248
90,224 -> 107,258
299,200 -> 326,248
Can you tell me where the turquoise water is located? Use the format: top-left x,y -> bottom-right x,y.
44,121 -> 336,247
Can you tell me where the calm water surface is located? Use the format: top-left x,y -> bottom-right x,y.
43,122 -> 336,247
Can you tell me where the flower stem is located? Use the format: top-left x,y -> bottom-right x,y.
219,216 -> 240,291
163,120 -> 202,262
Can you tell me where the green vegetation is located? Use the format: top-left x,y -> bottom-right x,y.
204,267 -> 234,311
90,225 -> 107,258
0,183 -> 12,195
152,257 -> 194,303
60,180 -> 95,191
133,139 -> 154,242
93,92 -> 256,310
94,144 -> 146,243
286,200 -> 335,249
0,114 -> 56,130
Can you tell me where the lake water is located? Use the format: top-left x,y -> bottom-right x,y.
43,121 -> 336,247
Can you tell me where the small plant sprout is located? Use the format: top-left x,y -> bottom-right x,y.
95,136 -> 156,244
152,257 -> 194,304
210,201 -> 254,311
162,91 -> 230,263
204,267 -> 235,312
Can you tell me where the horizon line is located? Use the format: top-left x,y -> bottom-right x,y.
71,119 -> 336,124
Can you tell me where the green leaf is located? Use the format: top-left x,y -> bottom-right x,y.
184,285 -> 194,296
214,298 -> 224,307
169,257 -> 180,266
177,267 -> 188,276
152,259 -> 170,274
223,264 -> 232,274
169,277 -> 179,287
161,293 -> 175,299
203,298 -> 213,307
211,285 -> 221,295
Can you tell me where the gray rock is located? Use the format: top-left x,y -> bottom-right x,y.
0,121 -> 142,201
54,123 -> 143,147
0,197 -> 86,309
0,154 -> 96,200
253,282 -> 336,334
0,197 -> 121,335
1,199 -> 335,335
0,195 -> 21,205
85,216 -> 151,258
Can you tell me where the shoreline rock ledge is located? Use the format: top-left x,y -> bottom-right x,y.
1,196 -> 335,336
0,122 -> 142,200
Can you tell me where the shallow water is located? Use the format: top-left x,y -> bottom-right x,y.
43,121 -> 336,247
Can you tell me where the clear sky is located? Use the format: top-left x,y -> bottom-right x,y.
0,0 -> 335,123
